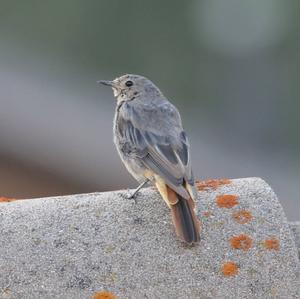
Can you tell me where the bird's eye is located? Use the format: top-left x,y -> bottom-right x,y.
125,80 -> 133,87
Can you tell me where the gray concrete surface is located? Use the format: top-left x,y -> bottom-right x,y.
289,222 -> 300,259
0,177 -> 299,299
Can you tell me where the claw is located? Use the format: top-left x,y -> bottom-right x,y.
124,179 -> 149,203
126,189 -> 138,203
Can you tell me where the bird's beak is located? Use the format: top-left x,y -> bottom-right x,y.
97,80 -> 114,87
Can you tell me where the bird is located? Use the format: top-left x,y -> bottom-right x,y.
98,74 -> 201,244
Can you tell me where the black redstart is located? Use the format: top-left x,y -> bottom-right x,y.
98,74 -> 201,244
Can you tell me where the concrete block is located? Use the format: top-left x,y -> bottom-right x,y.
0,178 -> 299,298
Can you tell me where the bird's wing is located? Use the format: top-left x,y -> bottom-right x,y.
118,101 -> 195,199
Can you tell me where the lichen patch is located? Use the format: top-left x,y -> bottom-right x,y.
232,210 -> 252,224
195,179 -> 231,191
230,234 -> 253,251
0,197 -> 15,203
216,194 -> 238,208
203,211 -> 212,217
221,262 -> 238,277
92,291 -> 117,299
263,237 -> 280,251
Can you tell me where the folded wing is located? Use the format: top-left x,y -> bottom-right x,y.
118,101 -> 196,199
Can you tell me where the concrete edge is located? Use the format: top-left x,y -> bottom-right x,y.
289,221 -> 300,260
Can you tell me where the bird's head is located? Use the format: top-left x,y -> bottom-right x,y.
98,74 -> 161,102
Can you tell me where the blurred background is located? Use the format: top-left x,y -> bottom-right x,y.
0,0 -> 299,219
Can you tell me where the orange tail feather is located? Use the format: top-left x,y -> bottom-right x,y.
168,187 -> 201,244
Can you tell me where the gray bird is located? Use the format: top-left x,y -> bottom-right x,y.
98,74 -> 201,244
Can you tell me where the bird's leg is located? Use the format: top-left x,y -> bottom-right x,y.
127,179 -> 149,200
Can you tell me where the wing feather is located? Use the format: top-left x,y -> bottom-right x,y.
118,101 -> 195,199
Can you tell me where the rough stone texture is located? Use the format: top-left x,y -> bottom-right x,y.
289,222 -> 300,259
0,178 -> 299,299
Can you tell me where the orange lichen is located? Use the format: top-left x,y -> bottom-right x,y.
0,197 -> 15,203
232,210 -> 252,224
229,234 -> 253,251
216,194 -> 238,208
203,211 -> 212,217
221,262 -> 238,277
195,178 -> 231,191
91,291 -> 117,299
263,237 -> 280,251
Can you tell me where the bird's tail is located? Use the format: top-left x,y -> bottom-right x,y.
168,187 -> 201,244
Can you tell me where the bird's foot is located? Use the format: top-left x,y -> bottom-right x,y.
126,189 -> 138,203
124,180 -> 149,203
